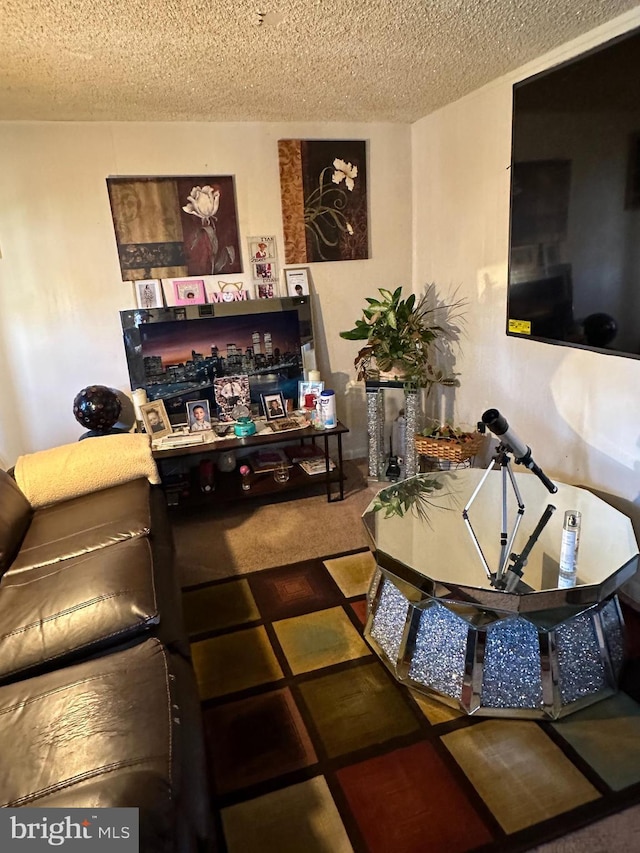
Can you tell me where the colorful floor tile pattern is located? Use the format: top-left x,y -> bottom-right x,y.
182,549 -> 640,853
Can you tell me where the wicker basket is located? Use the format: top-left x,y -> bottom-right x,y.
414,431 -> 483,462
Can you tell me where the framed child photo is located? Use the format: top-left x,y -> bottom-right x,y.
162,277 -> 207,306
256,281 -> 275,299
133,279 -> 163,309
248,236 -> 276,262
261,391 -> 287,421
140,399 -> 172,439
186,399 -> 212,432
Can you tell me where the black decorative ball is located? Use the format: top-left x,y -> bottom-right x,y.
73,385 -> 122,431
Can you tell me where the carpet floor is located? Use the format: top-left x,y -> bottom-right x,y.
173,458 -> 379,586
182,550 -> 640,853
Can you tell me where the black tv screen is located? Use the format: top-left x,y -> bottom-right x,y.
120,297 -> 313,417
507,26 -> 640,359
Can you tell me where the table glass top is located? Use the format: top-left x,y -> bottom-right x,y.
363,469 -> 638,594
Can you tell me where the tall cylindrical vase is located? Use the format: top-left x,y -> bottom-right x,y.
403,388 -> 420,478
366,386 -> 385,480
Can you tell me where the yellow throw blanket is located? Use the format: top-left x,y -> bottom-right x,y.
14,433 -> 161,508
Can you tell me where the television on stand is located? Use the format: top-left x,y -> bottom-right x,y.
120,296 -> 314,421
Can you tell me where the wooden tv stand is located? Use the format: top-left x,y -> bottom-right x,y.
152,421 -> 349,508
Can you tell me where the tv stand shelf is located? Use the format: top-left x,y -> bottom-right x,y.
152,421 -> 349,507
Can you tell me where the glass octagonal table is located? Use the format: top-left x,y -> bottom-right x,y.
362,469 -> 639,719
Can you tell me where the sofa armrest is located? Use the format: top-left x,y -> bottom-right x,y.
14,434 -> 161,508
0,470 -> 33,576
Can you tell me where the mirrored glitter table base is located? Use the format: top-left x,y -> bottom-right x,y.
365,569 -> 626,720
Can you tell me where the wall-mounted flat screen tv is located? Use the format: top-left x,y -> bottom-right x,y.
120,296 -> 313,417
507,26 -> 640,359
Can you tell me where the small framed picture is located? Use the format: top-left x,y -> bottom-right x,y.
256,281 -> 275,299
285,268 -> 310,297
298,380 -> 324,409
261,391 -> 287,421
254,262 -> 276,282
140,400 -> 171,439
186,399 -> 212,432
162,277 -> 207,306
248,236 -> 276,262
133,279 -> 163,308
214,374 -> 251,422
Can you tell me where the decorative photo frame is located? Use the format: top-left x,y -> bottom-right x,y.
133,279 -> 163,308
256,281 -> 276,299
164,277 -> 207,306
298,379 -> 324,409
261,391 -> 287,421
140,399 -> 171,439
248,236 -> 277,262
285,268 -> 310,297
254,262 -> 276,282
186,399 -> 212,432
214,374 -> 251,422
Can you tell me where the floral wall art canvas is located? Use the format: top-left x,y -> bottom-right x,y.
278,140 -> 368,264
107,176 -> 243,281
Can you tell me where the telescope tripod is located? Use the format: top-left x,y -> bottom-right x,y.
462,445 -> 556,591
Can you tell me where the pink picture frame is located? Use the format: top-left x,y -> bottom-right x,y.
171,278 -> 206,305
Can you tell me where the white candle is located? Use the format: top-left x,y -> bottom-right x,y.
132,388 -> 148,422
308,370 -> 321,382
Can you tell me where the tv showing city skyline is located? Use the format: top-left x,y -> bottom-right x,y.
120,297 -> 313,418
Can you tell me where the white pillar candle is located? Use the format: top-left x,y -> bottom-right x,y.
132,388 -> 148,422
308,370 -> 321,382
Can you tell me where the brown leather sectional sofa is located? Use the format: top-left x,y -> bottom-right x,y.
0,463 -> 212,852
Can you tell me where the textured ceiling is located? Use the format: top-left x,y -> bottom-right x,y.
1,1 -> 638,123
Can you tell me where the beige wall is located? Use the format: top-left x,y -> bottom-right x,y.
0,122 -> 412,464
412,9 -> 640,513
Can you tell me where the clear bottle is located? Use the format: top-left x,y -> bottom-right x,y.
239,464 -> 251,491
558,510 -> 581,588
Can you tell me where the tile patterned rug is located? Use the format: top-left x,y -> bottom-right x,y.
182,550 -> 640,853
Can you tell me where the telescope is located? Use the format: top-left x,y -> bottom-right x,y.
482,409 -> 557,494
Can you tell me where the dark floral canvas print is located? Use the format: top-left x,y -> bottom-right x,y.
278,139 -> 368,264
107,175 -> 242,281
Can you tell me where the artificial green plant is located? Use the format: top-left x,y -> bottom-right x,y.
339,284 -> 465,391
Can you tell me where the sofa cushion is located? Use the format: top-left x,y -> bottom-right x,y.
9,478 -> 151,573
0,536 -> 160,683
0,469 -> 32,576
0,639 -> 210,852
